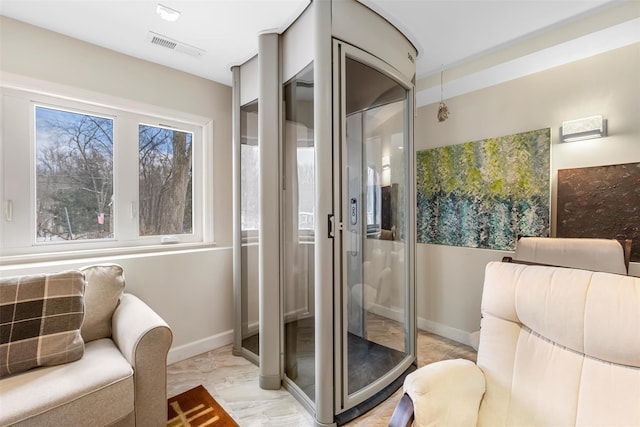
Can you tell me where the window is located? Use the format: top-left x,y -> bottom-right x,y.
297,146 -> 315,231
138,124 -> 193,236
240,101 -> 259,233
35,106 -> 114,242
240,142 -> 259,231
1,88 -> 211,258
366,165 -> 381,236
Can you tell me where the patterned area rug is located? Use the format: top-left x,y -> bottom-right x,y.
168,385 -> 239,427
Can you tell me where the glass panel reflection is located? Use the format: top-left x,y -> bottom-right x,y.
345,57 -> 408,395
283,64 -> 316,402
240,101 -> 260,356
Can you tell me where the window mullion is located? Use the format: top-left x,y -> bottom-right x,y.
114,114 -> 140,243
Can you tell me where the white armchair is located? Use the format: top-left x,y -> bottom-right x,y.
391,261 -> 640,426
351,248 -> 390,311
0,264 -> 172,426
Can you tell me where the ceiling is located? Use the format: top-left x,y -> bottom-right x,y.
0,0 -> 631,88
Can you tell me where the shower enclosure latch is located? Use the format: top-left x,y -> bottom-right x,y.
328,214 -> 340,238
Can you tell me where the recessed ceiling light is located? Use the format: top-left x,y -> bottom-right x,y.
156,4 -> 181,22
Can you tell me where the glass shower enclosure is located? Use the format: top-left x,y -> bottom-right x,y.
233,1 -> 416,425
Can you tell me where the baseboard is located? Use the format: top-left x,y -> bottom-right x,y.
167,329 -> 234,365
369,304 -> 474,348
417,317 -> 473,347
167,319 -> 473,365
368,303 -> 404,323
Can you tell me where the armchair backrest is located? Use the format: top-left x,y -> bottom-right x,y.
477,261 -> 640,426
513,236 -> 629,274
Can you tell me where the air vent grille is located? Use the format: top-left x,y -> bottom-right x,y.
150,35 -> 177,50
146,31 -> 205,58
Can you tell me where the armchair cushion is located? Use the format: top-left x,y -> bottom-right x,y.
79,263 -> 125,342
0,338 -> 133,426
404,358 -> 485,427
0,271 -> 85,378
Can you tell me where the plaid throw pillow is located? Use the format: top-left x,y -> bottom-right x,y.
0,270 -> 85,378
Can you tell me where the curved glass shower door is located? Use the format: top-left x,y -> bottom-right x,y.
283,64 -> 316,404
338,44 -> 415,413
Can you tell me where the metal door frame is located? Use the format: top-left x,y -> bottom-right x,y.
332,39 -> 416,414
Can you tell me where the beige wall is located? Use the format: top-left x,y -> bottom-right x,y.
415,43 -> 640,343
0,16 -> 234,362
2,15 -> 638,355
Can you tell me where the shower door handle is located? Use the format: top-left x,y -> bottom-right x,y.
328,214 -> 335,238
328,214 -> 343,239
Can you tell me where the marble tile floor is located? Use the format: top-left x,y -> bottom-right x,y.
167,329 -> 477,427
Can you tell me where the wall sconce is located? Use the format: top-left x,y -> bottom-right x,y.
381,156 -> 391,186
560,115 -> 607,142
382,156 -> 390,170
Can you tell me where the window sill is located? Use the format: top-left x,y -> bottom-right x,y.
0,242 -> 223,269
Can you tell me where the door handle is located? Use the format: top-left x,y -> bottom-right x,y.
328,214 -> 335,238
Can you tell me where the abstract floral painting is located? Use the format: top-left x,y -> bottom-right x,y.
416,128 -> 550,250
557,162 -> 640,262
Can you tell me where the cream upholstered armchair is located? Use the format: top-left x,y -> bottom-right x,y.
1,264 -> 172,426
353,248 -> 390,310
463,237 -> 631,351
391,260 -> 640,427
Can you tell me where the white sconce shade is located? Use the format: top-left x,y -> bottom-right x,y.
561,115 -> 607,142
382,156 -> 390,170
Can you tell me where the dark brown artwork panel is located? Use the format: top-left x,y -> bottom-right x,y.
557,162 -> 640,262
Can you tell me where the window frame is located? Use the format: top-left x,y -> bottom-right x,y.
134,120 -> 201,244
1,87 -> 214,260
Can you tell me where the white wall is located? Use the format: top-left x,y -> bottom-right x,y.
0,16 -> 234,363
415,43 -> 640,345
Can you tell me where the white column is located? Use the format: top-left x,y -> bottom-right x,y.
258,32 -> 282,390
313,0 -> 335,425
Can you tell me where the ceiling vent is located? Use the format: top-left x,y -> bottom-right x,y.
147,31 -> 205,58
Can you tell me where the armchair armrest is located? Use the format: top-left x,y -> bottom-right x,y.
389,393 -> 415,427
112,293 -> 173,427
403,358 -> 485,427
